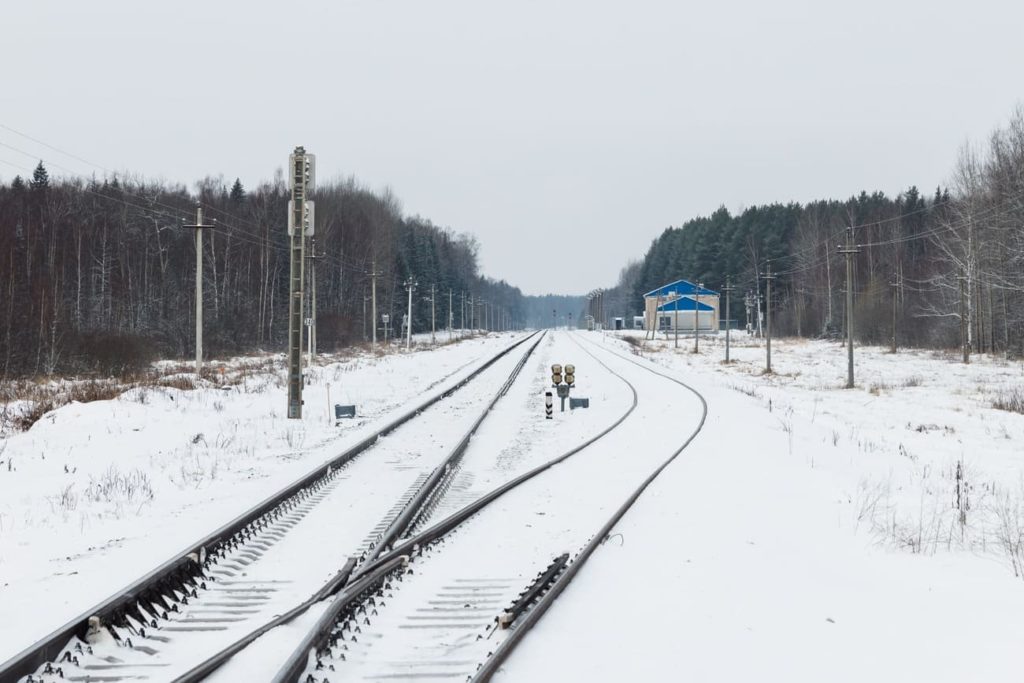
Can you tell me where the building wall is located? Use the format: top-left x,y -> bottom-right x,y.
656,310 -> 716,332
645,293 -> 720,331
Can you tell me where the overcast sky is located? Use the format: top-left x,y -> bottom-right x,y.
2,0 -> 1022,295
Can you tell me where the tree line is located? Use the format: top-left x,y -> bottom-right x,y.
600,107 -> 1024,356
0,165 -> 529,377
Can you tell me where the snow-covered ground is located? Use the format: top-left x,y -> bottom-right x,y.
0,332 -> 518,663
499,330 -> 1024,682
5,328 -> 1024,681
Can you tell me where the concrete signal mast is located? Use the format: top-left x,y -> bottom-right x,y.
287,147 -> 315,419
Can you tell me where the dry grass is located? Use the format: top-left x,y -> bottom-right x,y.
993,388 -> 1024,415
0,353 -> 289,433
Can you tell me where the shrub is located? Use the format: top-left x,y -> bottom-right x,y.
993,388 -> 1024,415
72,332 -> 157,375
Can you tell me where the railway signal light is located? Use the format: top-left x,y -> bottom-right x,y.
551,364 -> 562,385
564,364 -> 575,386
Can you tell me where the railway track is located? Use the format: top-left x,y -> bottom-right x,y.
261,331 -> 708,683
8,330 -> 709,683
474,332 -> 709,681
2,331 -> 541,683
194,331 -> 640,681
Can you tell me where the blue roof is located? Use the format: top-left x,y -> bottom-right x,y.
657,297 -> 714,312
644,280 -> 718,298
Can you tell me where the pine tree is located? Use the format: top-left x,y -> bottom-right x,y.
10,175 -> 25,192
230,177 -> 245,204
30,161 -> 49,191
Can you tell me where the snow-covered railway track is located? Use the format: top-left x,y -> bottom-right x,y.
474,333 -> 709,681
260,331 -> 709,683
2,332 -> 541,683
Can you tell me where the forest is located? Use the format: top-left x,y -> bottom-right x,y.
0,167 -> 529,378
601,108 -> 1024,356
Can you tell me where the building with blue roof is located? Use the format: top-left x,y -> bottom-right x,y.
643,279 -> 720,333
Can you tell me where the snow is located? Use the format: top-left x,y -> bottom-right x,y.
215,331 -> 644,681
5,328 -> 1024,681
0,333 -> 520,665
496,331 -> 1024,682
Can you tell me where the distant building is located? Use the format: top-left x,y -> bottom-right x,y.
643,280 -> 719,332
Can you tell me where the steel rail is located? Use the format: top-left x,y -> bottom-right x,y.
354,346 -> 639,581
269,553 -> 410,683
0,332 -> 537,683
166,332 -> 546,682
471,332 -> 709,681
275,332 -> 642,682
356,332 -> 546,570
168,558 -> 357,683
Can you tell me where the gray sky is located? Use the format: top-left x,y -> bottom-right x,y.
2,0 -> 1022,295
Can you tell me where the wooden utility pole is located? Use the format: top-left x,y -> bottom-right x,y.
183,205 -> 214,376
838,226 -> 861,388
722,277 -> 735,363
958,269 -> 969,364
762,264 -> 775,373
448,288 -> 453,341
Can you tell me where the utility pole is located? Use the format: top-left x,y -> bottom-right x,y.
825,237 -> 834,331
958,269 -> 969,364
722,277 -> 735,363
762,264 -> 775,372
430,284 -> 436,344
405,278 -> 416,350
306,237 -> 325,362
838,226 -> 861,388
183,205 -> 214,376
673,297 -> 679,348
370,258 -> 379,349
890,271 -> 899,354
460,291 -> 466,337
287,147 -> 315,418
362,292 -> 369,341
448,288 -> 453,341
694,281 -> 703,354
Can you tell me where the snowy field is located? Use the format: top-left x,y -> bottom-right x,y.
4,328 -> 1024,681
0,332 -> 518,662
500,330 -> 1024,682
